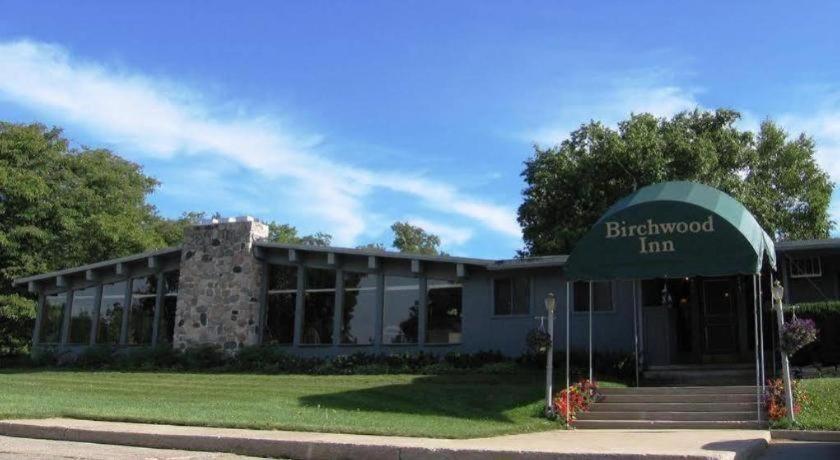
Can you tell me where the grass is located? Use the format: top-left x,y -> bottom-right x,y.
0,370 -> 624,438
795,377 -> 840,431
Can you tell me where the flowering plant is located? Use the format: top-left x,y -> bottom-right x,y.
764,378 -> 809,421
780,317 -> 818,356
552,378 -> 600,423
526,329 -> 552,354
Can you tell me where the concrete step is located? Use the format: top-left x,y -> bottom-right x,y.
599,393 -> 756,403
600,385 -> 756,395
589,402 -> 758,412
574,420 -> 767,430
577,411 -> 757,421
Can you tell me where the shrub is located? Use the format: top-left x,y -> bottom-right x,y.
444,350 -> 505,368
77,345 -> 115,369
30,347 -> 58,367
552,378 -> 600,423
764,378 -> 809,421
181,344 -> 227,370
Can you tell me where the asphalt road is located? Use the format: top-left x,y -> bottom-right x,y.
760,440 -> 840,459
0,435 -> 265,460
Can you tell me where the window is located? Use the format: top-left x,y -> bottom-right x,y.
427,279 -> 462,344
127,275 -> 157,345
493,276 -> 530,315
789,256 -> 822,278
341,272 -> 376,345
383,276 -> 419,344
40,292 -> 66,344
302,267 -> 335,344
97,281 -> 126,344
573,281 -> 613,312
68,286 -> 97,344
266,264 -> 297,344
158,271 -> 179,344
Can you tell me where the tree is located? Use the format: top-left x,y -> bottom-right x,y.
518,109 -> 834,256
391,221 -> 444,255
0,122 -> 187,355
266,221 -> 332,246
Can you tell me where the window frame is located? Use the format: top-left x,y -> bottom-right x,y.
788,256 -> 822,279
572,280 -> 616,314
491,275 -> 532,317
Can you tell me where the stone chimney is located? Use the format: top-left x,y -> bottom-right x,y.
173,217 -> 269,352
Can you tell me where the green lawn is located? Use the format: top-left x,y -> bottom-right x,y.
796,377 -> 840,431
0,370 -> 618,438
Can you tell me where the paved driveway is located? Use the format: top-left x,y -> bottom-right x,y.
760,440 -> 840,459
0,435 -> 263,460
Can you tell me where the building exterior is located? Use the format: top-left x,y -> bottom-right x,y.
13,214 -> 839,366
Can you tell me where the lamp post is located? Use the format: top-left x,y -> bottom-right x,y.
771,281 -> 795,422
544,292 -> 556,417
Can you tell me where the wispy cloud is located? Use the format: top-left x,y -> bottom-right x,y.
527,71 -> 701,146
0,39 -> 519,245
404,217 -> 475,249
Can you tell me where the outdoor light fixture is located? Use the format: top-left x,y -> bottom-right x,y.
772,280 -> 784,303
544,292 -> 556,416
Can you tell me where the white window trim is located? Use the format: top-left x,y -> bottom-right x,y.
788,256 -> 822,279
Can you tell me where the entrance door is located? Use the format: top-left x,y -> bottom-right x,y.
701,278 -> 739,357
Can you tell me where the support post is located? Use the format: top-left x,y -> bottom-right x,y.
545,296 -> 555,415
565,281 -> 571,424
588,280 -> 593,382
633,280 -> 639,387
89,284 -> 103,346
773,282 -> 795,423
758,273 -> 766,389
753,274 -> 761,423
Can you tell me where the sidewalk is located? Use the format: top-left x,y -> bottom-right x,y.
0,418 -> 770,460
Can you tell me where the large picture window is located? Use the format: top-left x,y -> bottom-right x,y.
427,279 -> 462,344
383,276 -> 419,344
302,267 -> 335,344
266,264 -> 297,344
573,281 -> 613,312
158,271 -> 179,344
127,275 -> 157,345
40,292 -> 66,344
493,276 -> 530,315
68,286 -> 97,344
97,281 -> 125,344
341,272 -> 376,345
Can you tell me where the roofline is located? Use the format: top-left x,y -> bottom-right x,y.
254,241 -> 493,266
12,246 -> 182,286
775,239 -> 840,252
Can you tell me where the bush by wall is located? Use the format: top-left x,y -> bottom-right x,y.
3,345 -> 521,375
788,302 -> 840,368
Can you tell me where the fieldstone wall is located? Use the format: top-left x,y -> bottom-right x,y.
173,219 -> 268,352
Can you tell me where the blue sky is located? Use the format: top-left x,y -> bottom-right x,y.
2,1 -> 840,258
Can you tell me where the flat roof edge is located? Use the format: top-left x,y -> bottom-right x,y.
12,246 -> 182,286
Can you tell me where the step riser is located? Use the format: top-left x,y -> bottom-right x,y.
574,420 -> 766,429
600,394 -> 756,403
600,386 -> 756,395
577,411 -> 758,421
590,402 -> 758,412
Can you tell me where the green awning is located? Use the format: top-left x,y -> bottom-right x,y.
564,181 -> 776,281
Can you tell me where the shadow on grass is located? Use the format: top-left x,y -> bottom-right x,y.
298,373 -> 545,423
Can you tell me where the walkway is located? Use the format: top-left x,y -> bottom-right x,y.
0,418 -> 771,460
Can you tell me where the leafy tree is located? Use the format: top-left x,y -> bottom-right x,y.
518,109 -> 834,256
0,122 -> 187,355
266,221 -> 332,246
356,242 -> 386,251
391,221 -> 444,255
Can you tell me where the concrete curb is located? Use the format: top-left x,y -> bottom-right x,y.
0,419 -> 770,460
771,430 -> 840,442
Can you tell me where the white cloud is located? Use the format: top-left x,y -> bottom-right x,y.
404,217 -> 475,248
0,39 -> 520,245
528,72 -> 701,146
